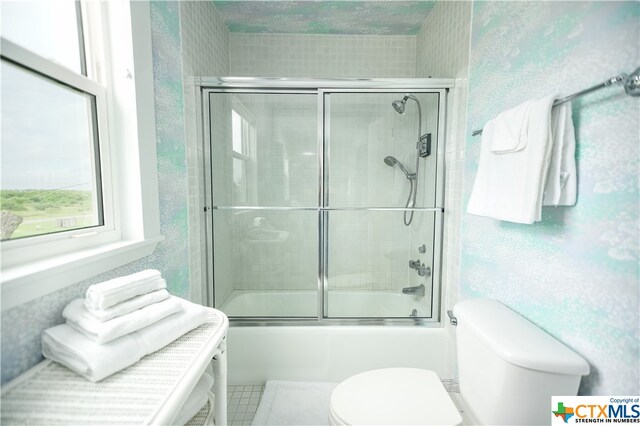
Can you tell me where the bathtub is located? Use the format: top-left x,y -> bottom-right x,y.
219,290 -> 451,384
219,289 -> 431,317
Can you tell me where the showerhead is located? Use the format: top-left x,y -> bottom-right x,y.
384,156 -> 415,179
392,99 -> 406,114
392,94 -> 418,115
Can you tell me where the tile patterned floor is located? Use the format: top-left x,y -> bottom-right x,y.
227,384 -> 265,426
227,378 -> 460,426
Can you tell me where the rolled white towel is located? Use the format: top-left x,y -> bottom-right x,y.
83,289 -> 170,322
174,373 -> 214,425
85,269 -> 166,310
42,298 -> 208,382
64,296 -> 182,344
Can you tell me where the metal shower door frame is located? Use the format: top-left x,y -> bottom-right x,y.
200,78 -> 451,326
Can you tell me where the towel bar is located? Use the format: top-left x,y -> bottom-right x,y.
472,67 -> 640,136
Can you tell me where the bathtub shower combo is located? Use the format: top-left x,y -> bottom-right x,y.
202,79 -> 449,324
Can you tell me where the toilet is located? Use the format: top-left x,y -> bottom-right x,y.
329,298 -> 590,425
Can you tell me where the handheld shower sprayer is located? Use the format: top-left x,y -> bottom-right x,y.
389,93 -> 424,226
384,156 -> 415,180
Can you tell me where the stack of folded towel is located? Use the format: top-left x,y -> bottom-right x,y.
41,269 -> 208,382
467,95 -> 577,224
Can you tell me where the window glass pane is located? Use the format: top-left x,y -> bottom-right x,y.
232,110 -> 243,154
0,60 -> 102,241
1,0 -> 84,74
232,157 -> 247,204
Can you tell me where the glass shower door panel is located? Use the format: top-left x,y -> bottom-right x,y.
325,210 -> 436,318
213,209 -> 318,318
209,93 -> 318,207
326,92 -> 440,208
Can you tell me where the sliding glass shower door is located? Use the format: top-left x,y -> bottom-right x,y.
204,83 -> 445,322
208,92 -> 319,317
324,92 -> 440,318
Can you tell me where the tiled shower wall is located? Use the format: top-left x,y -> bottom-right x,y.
416,0 -> 472,307
415,0 -> 472,377
209,93 -> 439,300
179,0 -> 230,305
217,33 -> 424,303
416,1 -> 471,79
229,33 -> 416,78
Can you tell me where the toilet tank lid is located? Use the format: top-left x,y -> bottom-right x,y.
453,299 -> 590,376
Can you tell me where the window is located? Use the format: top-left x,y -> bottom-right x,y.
231,104 -> 256,205
1,0 -> 111,242
1,1 -> 85,73
1,1 -> 161,310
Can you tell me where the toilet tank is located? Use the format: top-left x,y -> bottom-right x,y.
453,299 -> 590,425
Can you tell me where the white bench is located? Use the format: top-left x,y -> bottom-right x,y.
1,308 -> 229,425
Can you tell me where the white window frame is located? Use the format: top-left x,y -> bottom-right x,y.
230,99 -> 257,205
1,1 -> 162,310
0,39 -> 117,261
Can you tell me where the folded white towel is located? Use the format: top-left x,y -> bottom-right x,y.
490,99 -> 532,153
174,373 -> 214,425
64,296 -> 182,344
468,95 -> 556,224
83,289 -> 170,322
85,269 -> 165,310
42,298 -> 208,382
543,102 -> 577,206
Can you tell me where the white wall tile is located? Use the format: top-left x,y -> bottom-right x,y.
415,0 -> 472,377
179,1 -> 230,305
230,33 -> 416,78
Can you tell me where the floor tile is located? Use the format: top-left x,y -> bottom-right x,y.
227,384 -> 265,425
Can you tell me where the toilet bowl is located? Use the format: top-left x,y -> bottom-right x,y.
329,299 -> 590,425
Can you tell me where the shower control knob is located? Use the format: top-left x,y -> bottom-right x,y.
418,244 -> 426,253
417,265 -> 431,277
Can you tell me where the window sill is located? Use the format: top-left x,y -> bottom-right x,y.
1,235 -> 164,311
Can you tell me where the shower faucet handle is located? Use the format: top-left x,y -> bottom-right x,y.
418,244 -> 426,253
409,259 -> 431,277
417,265 -> 431,277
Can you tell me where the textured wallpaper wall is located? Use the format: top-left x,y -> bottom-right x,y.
1,1 -> 192,384
461,1 -> 639,394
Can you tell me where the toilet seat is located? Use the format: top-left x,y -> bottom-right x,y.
329,368 -> 462,426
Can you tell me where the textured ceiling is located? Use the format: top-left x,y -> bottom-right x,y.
211,1 -> 437,35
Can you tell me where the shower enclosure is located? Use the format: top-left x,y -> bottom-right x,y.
202,79 -> 449,324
